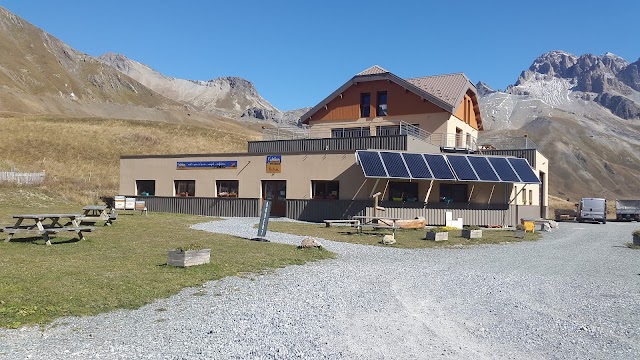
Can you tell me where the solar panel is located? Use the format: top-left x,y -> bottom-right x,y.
446,155 -> 478,181
357,151 -> 387,178
424,154 -> 455,180
402,153 -> 433,179
488,157 -> 521,182
467,156 -> 500,182
380,152 -> 410,178
508,158 -> 540,183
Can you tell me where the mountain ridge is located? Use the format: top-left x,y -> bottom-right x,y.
478,50 -> 640,201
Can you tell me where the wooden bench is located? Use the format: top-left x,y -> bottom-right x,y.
323,219 -> 360,227
2,226 -> 95,245
354,223 -> 398,236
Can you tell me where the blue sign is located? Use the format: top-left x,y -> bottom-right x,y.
177,161 -> 237,170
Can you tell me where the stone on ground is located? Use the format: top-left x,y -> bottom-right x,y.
382,234 -> 396,245
299,236 -> 322,248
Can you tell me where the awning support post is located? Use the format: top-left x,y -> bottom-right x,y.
488,184 -> 495,206
352,179 -> 368,201
369,179 -> 380,198
468,184 -> 475,203
424,180 -> 434,205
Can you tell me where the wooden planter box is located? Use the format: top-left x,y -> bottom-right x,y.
633,235 -> 640,246
426,231 -> 448,241
167,249 -> 211,267
462,229 -> 483,239
514,230 -> 526,239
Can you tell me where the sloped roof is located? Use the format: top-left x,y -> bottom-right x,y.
356,65 -> 390,76
301,66 -> 482,129
406,73 -> 472,111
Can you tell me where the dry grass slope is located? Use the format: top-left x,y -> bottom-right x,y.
0,115 -> 261,203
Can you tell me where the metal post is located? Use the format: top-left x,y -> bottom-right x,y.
252,199 -> 271,242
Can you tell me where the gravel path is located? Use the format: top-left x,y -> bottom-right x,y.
1,218 -> 639,359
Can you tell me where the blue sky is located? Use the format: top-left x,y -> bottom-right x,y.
2,1 -> 638,111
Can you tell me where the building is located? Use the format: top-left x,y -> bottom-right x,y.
120,66 -> 549,226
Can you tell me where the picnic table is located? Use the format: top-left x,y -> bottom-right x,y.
351,216 -> 402,236
1,214 -> 94,245
78,205 -> 116,226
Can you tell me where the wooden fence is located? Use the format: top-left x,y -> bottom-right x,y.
0,171 -> 45,185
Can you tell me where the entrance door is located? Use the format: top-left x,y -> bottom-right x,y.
262,180 -> 286,217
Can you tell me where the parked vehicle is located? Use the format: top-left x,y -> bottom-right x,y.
577,198 -> 607,224
615,200 -> 640,221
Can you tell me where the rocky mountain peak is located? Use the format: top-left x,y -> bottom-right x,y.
206,76 -> 259,97
527,50 -> 577,77
476,81 -> 495,96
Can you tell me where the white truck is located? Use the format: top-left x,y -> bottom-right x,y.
615,200 -> 640,222
577,198 -> 607,224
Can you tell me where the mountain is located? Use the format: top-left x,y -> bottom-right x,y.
0,6 -> 216,123
98,53 -> 303,126
478,50 -> 640,201
98,53 -> 276,117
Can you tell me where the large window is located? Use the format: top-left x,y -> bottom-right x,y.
174,180 -> 195,197
331,127 -> 370,138
312,181 -> 339,199
360,93 -> 371,117
439,184 -> 467,204
389,182 -> 419,202
136,180 -> 155,196
217,180 -> 239,197
376,91 -> 387,116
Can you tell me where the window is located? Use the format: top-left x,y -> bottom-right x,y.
376,91 -> 387,116
456,128 -> 463,148
439,184 -> 467,204
217,180 -> 239,197
529,189 -> 533,205
331,127 -> 370,138
376,125 -> 399,136
389,182 -> 419,202
312,181 -> 339,199
360,93 -> 371,117
522,189 -> 526,204
174,180 -> 195,197
136,180 -> 155,196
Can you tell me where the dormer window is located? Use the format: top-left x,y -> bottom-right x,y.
376,91 -> 387,116
360,93 -> 371,117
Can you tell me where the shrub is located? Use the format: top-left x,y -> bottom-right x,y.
428,226 -> 449,233
633,229 -> 640,237
174,243 -> 206,252
463,225 -> 481,230
515,224 -> 525,231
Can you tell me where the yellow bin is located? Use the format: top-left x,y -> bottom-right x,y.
521,219 -> 535,233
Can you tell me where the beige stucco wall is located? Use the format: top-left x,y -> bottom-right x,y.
121,153 -> 364,200
507,152 -> 549,209
120,150 -> 548,208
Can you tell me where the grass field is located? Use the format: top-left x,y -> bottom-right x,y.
0,115 -> 261,204
0,192 -> 334,329
264,222 -> 540,248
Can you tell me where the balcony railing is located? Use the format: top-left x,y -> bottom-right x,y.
429,133 -> 478,152
260,122 -> 479,152
477,136 -> 538,150
262,125 -> 310,140
399,121 -> 432,143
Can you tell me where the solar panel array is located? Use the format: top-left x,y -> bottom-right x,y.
356,150 -> 540,184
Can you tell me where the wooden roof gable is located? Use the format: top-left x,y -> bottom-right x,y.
301,66 -> 483,129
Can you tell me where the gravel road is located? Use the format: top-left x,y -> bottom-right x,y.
1,218 -> 639,359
